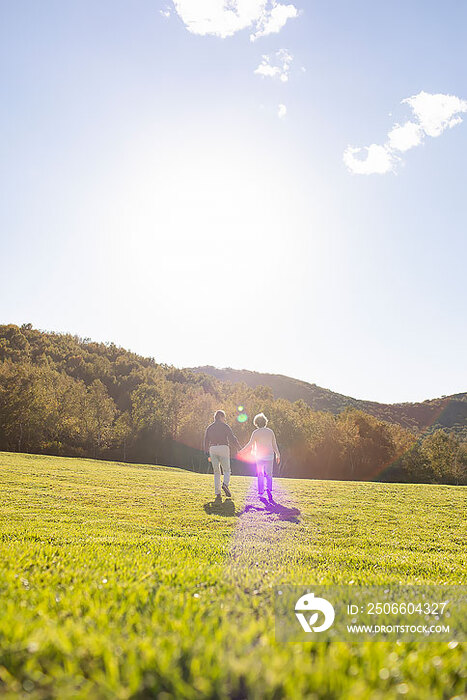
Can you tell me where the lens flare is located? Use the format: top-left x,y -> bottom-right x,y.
237,413 -> 248,423
238,405 -> 244,412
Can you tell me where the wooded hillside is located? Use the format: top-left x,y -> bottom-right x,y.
193,366 -> 467,436
0,324 -> 465,484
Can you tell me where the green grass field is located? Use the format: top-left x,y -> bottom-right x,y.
0,452 -> 465,699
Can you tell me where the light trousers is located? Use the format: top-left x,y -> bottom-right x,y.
209,444 -> 231,495
256,457 -> 274,494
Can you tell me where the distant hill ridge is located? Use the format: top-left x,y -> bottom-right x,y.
191,366 -> 467,435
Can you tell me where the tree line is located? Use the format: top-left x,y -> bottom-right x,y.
0,324 -> 465,485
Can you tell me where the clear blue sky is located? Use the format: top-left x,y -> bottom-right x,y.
1,1 -> 466,403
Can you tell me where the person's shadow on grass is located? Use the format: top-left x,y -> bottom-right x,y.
244,497 -> 301,523
204,498 -> 241,517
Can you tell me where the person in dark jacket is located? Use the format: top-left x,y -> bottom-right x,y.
204,410 -> 241,499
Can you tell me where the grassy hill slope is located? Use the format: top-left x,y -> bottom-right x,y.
193,365 -> 467,435
0,452 -> 466,699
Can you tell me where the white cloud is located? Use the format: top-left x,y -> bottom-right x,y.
250,2 -> 298,41
278,103 -> 287,119
254,49 -> 293,82
402,91 -> 467,138
160,7 -> 171,19
172,0 -> 298,40
387,121 -> 423,152
344,91 -> 467,175
343,145 -> 397,175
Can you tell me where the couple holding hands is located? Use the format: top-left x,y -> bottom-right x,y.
204,409 -> 280,502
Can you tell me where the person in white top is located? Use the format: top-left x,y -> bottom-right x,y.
238,413 -> 280,502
